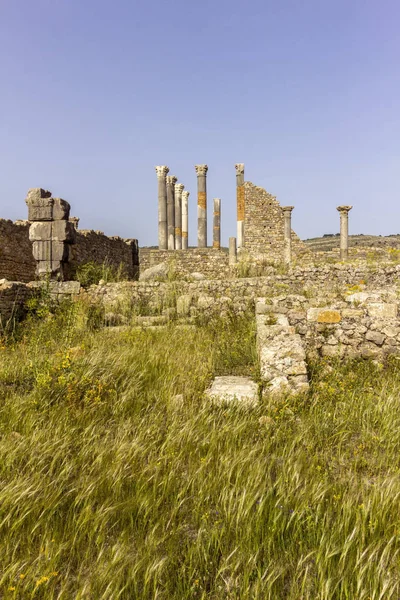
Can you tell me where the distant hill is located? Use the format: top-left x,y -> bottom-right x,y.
303,234 -> 400,252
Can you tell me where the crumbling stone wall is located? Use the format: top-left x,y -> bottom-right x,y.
139,248 -> 230,279
72,231 -> 139,279
244,182 -> 311,261
0,220 -> 36,282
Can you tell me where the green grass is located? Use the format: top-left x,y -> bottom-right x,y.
1,302 -> 400,598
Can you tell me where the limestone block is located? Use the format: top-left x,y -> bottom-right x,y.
176,295 -> 192,316
307,307 -> 328,322
52,198 -> 71,220
139,263 -> 169,281
365,330 -> 385,346
197,295 -> 214,310
51,220 -> 76,243
190,272 -> 206,280
36,260 -> 62,276
26,196 -> 54,222
32,241 -> 69,262
206,376 -> 258,408
25,188 -> 52,202
317,310 -> 341,324
29,221 -> 52,241
367,303 -> 397,319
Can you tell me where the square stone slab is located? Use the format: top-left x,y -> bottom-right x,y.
206,376 -> 258,407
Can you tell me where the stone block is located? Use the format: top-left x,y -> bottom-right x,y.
206,376 -> 258,408
26,197 -> 54,222
197,295 -> 214,309
367,303 -> 397,319
52,198 -> 71,220
36,260 -> 62,276
365,330 -> 385,346
317,310 -> 341,324
26,188 -> 52,201
177,294 -> 192,316
29,221 -> 52,241
32,241 -> 69,262
51,220 -> 76,243
341,309 -> 364,318
307,307 -> 328,322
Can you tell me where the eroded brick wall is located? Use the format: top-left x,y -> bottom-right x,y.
0,220 -> 36,282
244,182 -> 311,262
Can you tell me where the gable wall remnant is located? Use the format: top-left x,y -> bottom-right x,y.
244,182 -> 311,262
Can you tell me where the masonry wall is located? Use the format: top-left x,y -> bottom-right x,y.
0,220 -> 36,282
244,182 -> 311,262
139,248 -> 231,279
72,230 -> 138,279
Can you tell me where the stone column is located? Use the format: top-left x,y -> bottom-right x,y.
174,183 -> 184,250
235,163 -> 245,249
195,165 -> 208,247
182,191 -> 189,249
282,206 -> 294,265
166,175 -> 177,250
213,198 -> 221,248
155,165 -> 169,250
229,237 -> 237,265
337,205 -> 353,260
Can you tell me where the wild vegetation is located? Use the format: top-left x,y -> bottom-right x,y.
1,298 -> 400,598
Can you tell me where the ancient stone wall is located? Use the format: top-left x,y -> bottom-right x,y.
72,231 -> 139,279
139,248 -> 231,279
0,220 -> 36,282
0,280 -> 36,321
244,182 -> 311,262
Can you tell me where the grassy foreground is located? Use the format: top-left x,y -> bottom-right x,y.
1,301 -> 400,598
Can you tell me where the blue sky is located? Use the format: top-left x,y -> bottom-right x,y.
1,0 -> 399,246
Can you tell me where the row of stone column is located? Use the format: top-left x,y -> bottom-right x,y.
156,166 -> 190,250
156,164 -> 222,250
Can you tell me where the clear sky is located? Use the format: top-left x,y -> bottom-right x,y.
1,0 -> 399,246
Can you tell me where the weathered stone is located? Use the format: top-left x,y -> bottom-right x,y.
317,310 -> 341,324
139,263 -> 169,281
177,294 -> 192,316
367,303 -> 397,319
26,196 -> 54,222
29,220 -> 75,243
206,376 -> 258,408
365,330 -> 385,346
197,295 -> 214,309
52,198 -> 71,220
32,241 -> 69,262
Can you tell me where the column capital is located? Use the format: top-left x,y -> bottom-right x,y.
235,163 -> 245,174
282,205 -> 294,213
175,183 -> 185,193
182,190 -> 190,200
166,175 -> 178,185
336,205 -> 353,213
155,165 -> 169,178
195,164 -> 208,176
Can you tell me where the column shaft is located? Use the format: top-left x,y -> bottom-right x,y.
229,237 -> 237,265
195,165 -> 208,247
174,183 -> 184,250
235,164 -> 245,249
182,191 -> 189,249
155,166 -> 169,249
213,198 -> 221,248
282,206 -> 294,265
166,176 -> 177,250
337,206 -> 353,260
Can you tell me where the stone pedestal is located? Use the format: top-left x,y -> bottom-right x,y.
25,188 -> 76,280
235,164 -> 245,249
155,166 -> 169,250
182,191 -> 189,250
229,237 -> 237,265
195,165 -> 208,247
213,198 -> 221,249
282,206 -> 294,265
166,175 -> 177,250
337,205 -> 353,260
174,183 -> 184,250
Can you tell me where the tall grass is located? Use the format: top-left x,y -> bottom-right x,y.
1,301 -> 400,598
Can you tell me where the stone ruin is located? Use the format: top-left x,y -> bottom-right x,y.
25,188 -> 77,280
